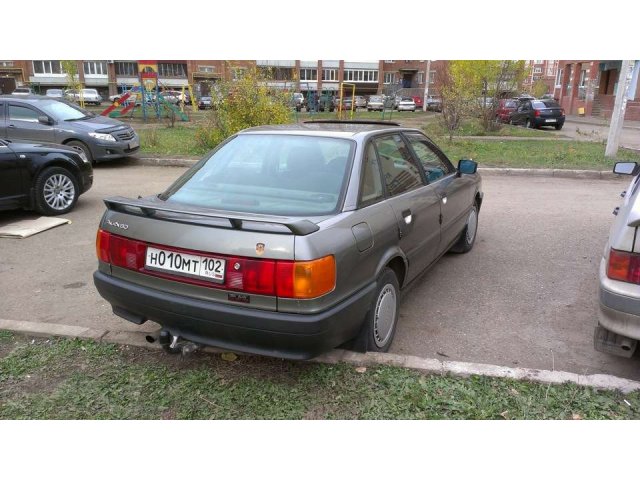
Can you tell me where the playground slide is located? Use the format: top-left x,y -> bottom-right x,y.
156,94 -> 189,121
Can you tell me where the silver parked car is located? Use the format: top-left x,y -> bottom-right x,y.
0,96 -> 140,163
367,95 -> 385,111
93,120 -> 483,359
65,88 -> 103,105
595,161 -> 640,357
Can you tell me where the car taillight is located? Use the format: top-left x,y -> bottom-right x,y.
96,229 -> 336,299
276,255 -> 336,299
607,248 -> 640,284
534,109 -> 541,117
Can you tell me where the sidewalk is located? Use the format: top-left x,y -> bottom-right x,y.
566,114 -> 640,131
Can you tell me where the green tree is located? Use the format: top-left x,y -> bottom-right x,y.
438,61 -> 528,135
195,66 -> 293,150
61,60 -> 81,93
532,79 -> 548,99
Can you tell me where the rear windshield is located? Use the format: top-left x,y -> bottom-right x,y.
504,100 -> 517,108
162,134 -> 354,216
369,96 -> 382,102
532,100 -> 560,109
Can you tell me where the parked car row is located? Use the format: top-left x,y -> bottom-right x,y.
0,94 -> 140,216
296,93 -> 437,112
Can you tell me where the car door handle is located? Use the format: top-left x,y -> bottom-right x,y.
613,207 -> 620,216
402,209 -> 412,225
7,124 -> 16,128
621,190 -> 627,198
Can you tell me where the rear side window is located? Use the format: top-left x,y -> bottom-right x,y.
359,143 -> 384,206
9,105 -> 39,122
373,134 -> 424,196
162,134 -> 354,216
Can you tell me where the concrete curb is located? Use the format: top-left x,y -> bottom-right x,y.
134,156 -> 622,181
2,319 -> 639,394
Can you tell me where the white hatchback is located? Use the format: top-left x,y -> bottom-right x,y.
397,97 -> 416,112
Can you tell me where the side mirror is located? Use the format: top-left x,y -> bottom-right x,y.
458,159 -> 478,175
614,162 -> 637,175
38,115 -> 51,125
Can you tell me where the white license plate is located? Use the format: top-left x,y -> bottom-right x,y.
545,118 -> 557,123
129,137 -> 140,149
145,247 -> 225,283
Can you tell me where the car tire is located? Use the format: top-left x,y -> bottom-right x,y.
34,166 -> 79,216
449,202 -> 479,254
66,140 -> 94,165
555,124 -> 563,130
525,119 -> 532,129
357,267 -> 400,353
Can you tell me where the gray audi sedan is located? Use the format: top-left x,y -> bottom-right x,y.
93,120 -> 483,359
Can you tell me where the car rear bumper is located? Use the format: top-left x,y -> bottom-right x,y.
93,270 -> 376,360
533,117 -> 565,127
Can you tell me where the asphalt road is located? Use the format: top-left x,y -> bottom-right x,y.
1,161 -> 639,380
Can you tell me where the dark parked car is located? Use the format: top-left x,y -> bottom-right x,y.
0,138 -> 92,215
93,120 -> 483,359
0,95 -> 140,163
198,96 -> 213,110
317,93 -> 335,112
509,99 -> 565,130
426,95 -> 442,112
495,99 -> 518,123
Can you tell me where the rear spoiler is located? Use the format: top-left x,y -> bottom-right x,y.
103,196 -> 320,236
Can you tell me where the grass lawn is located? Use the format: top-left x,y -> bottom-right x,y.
137,121 -> 640,170
1,332 -> 638,420
435,139 -> 640,170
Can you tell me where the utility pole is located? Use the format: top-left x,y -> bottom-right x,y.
423,60 -> 431,112
605,60 -> 635,158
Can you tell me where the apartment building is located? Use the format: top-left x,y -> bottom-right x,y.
556,60 -> 640,121
522,60 -> 559,95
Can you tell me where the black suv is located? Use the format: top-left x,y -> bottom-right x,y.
0,138 -> 93,215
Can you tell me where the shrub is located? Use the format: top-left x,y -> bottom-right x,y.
197,66 -> 294,149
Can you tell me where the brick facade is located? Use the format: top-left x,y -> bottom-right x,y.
557,60 -> 640,121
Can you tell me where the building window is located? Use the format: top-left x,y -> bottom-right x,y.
0,61 -> 14,67
322,68 -> 337,81
578,69 -> 587,100
418,72 -> 424,84
32,60 -> 63,75
534,67 -> 542,74
83,61 -> 107,76
429,70 -> 435,84
198,65 -> 215,73
384,60 -> 395,64
384,72 -> 394,84
344,69 -> 378,83
158,63 -> 187,78
555,68 -> 562,87
299,68 -> 317,81
116,61 -> 137,76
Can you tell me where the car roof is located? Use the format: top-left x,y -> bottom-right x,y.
0,94 -> 55,103
240,121 -> 420,139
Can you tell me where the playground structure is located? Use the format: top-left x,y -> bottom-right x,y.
100,82 -> 197,122
300,81 -> 395,120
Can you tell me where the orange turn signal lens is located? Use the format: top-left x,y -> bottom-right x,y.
96,229 -> 110,262
276,255 -> 336,299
